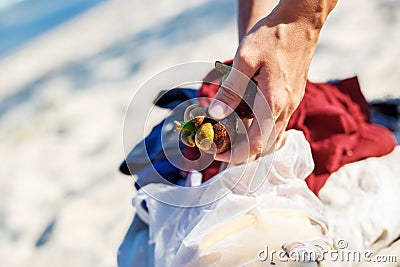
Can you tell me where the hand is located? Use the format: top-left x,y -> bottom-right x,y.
208,1 -> 336,164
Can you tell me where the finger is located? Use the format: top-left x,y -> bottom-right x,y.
215,90 -> 274,164
214,108 -> 254,163
246,93 -> 276,193
247,92 -> 275,157
213,115 -> 252,163
257,76 -> 297,151
272,107 -> 291,150
208,54 -> 258,120
214,133 -> 251,163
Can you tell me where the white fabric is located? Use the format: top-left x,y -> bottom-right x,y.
133,133 -> 400,267
320,146 -> 400,254
136,130 -> 331,267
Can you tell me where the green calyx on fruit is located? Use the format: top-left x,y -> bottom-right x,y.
215,61 -> 231,85
174,121 -> 195,131
181,129 -> 196,147
174,104 -> 236,154
174,121 -> 196,147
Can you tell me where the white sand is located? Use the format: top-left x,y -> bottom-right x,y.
0,0 -> 399,266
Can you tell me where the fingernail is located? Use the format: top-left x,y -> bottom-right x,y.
209,101 -> 227,119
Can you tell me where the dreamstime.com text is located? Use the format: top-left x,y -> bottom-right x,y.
257,239 -> 397,264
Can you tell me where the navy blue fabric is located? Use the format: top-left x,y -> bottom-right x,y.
134,159 -> 183,190
117,88 -> 197,267
153,88 -> 197,109
120,88 -> 197,176
120,88 -> 197,191
119,121 -> 165,176
370,98 -> 400,144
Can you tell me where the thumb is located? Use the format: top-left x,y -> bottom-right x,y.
208,58 -> 257,120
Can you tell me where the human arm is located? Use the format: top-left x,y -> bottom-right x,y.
209,0 -> 338,163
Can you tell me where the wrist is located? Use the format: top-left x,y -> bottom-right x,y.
272,0 -> 337,30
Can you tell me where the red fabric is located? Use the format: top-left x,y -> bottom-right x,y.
188,62 -> 396,195
182,146 -> 221,182
288,78 -> 396,193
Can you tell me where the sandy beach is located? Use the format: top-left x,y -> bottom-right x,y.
0,0 -> 399,266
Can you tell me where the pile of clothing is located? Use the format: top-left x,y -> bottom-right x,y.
118,64 -> 400,267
